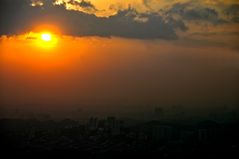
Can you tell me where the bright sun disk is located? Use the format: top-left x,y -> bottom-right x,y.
41,33 -> 52,41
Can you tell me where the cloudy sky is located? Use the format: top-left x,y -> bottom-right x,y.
0,0 -> 239,118
0,0 -> 239,41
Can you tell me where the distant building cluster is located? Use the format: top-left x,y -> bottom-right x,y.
87,116 -> 123,135
0,117 -> 238,156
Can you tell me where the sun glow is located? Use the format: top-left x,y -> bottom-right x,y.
41,33 -> 52,41
36,32 -> 58,48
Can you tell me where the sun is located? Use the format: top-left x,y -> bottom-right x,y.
41,33 -> 52,42
35,32 -> 58,48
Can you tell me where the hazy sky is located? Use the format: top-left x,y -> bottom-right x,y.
0,0 -> 239,118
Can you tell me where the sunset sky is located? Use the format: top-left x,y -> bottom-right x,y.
0,0 -> 239,118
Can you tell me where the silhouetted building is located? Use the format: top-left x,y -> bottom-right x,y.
88,117 -> 98,130
197,120 -> 219,142
154,107 -> 164,120
106,116 -> 121,135
152,125 -> 174,140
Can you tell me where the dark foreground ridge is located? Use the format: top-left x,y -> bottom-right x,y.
0,117 -> 238,158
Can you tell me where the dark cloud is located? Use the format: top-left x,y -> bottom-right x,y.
68,0 -> 97,12
77,0 -> 95,9
225,4 -> 239,15
166,2 -> 226,25
225,4 -> 239,23
0,0 -> 186,39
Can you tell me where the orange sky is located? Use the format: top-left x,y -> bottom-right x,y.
1,33 -> 239,117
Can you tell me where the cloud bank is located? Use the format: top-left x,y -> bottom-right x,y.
0,0 -> 239,40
